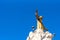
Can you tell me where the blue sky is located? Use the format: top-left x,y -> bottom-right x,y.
0,0 -> 60,40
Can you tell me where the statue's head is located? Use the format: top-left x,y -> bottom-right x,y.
39,16 -> 43,21
39,16 -> 43,19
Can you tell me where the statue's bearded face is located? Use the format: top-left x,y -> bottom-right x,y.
39,16 -> 43,19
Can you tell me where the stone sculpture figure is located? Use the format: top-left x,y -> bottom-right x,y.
35,9 -> 48,31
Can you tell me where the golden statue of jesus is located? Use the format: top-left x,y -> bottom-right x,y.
35,10 -> 48,31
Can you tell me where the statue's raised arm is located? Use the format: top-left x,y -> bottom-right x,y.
35,10 -> 40,21
35,9 -> 42,23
